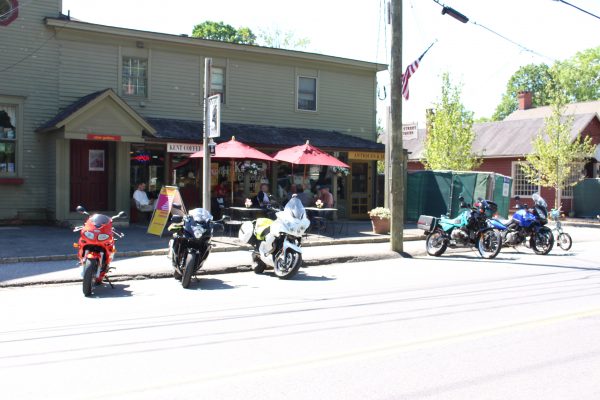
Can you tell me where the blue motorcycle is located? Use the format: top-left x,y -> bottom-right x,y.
418,197 -> 502,259
488,192 -> 554,255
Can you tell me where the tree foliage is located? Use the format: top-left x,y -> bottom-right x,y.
493,46 -> 600,120
423,73 -> 481,171
258,28 -> 310,50
520,95 -> 596,209
192,21 -> 256,45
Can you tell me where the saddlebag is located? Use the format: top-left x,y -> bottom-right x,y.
417,215 -> 437,232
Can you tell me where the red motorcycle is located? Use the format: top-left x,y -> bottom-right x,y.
73,206 -> 127,296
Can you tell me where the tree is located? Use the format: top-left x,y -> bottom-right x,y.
552,46 -> 600,102
492,63 -> 555,120
257,28 -> 310,50
192,21 -> 256,45
520,95 -> 596,209
422,73 -> 481,171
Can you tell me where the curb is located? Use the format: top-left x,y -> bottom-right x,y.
0,235 -> 426,265
0,248 -> 419,288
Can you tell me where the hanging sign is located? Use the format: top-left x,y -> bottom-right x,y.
167,143 -> 202,153
147,186 -> 186,236
207,94 -> 221,138
348,151 -> 384,161
402,123 -> 418,141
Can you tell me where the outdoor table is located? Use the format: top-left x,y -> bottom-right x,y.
305,207 -> 338,236
226,206 -> 266,221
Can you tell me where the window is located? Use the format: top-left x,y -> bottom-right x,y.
122,57 -> 148,97
210,67 -> 226,103
0,104 -> 17,175
562,163 -> 585,198
512,162 -> 539,197
297,76 -> 317,111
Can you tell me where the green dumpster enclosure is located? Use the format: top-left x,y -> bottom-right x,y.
406,170 -> 512,222
573,179 -> 600,218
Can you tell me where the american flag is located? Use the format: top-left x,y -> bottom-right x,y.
401,41 -> 436,101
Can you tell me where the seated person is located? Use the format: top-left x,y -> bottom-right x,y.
296,185 -> 315,207
255,183 -> 271,208
133,182 -> 155,212
317,186 -> 334,208
215,177 -> 229,209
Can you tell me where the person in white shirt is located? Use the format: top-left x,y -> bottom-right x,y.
133,182 -> 155,212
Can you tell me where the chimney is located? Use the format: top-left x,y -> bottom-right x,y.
517,91 -> 532,110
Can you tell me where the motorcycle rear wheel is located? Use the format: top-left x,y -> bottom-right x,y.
182,253 -> 196,289
426,229 -> 447,257
557,232 -> 572,251
82,259 -> 98,297
531,227 -> 554,255
274,250 -> 302,279
477,230 -> 502,259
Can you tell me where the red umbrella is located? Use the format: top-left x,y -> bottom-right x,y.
272,140 -> 349,168
190,137 -> 275,204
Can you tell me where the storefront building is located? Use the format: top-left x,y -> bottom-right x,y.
0,1 -> 385,223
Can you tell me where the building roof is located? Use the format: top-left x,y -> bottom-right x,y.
146,117 -> 384,151
505,100 -> 600,121
37,88 -> 157,135
45,17 -> 387,72
404,113 -> 598,160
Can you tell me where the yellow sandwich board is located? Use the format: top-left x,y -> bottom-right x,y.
147,186 -> 186,236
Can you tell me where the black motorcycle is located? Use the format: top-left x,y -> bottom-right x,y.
167,205 -> 223,289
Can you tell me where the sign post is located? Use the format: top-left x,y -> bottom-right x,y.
202,58 -> 213,212
147,186 -> 186,236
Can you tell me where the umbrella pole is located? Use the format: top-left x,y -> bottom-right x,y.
303,165 -> 307,187
230,159 -> 234,206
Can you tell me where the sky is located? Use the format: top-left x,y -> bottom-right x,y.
61,0 -> 600,127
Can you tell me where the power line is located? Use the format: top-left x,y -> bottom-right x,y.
554,0 -> 600,21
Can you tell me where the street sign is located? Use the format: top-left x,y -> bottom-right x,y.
207,94 -> 221,138
402,122 -> 418,141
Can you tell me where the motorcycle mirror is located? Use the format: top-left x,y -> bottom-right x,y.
172,203 -> 182,210
477,197 -> 483,201
171,215 -> 183,223
514,196 -> 520,201
76,205 -> 88,215
458,196 -> 464,202
113,211 -> 127,219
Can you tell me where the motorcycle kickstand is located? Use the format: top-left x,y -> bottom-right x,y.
104,275 -> 115,289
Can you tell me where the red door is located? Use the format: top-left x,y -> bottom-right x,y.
70,140 -> 109,211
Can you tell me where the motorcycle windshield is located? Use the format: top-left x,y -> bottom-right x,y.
189,208 -> 213,223
283,197 -> 306,220
532,193 -> 547,208
89,214 -> 110,226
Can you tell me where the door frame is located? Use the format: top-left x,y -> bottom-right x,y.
347,160 -> 373,219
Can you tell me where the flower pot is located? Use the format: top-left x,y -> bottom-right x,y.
370,216 -> 390,234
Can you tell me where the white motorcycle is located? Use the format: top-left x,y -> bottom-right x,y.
238,196 -> 310,279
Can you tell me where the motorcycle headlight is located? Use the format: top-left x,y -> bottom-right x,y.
97,234 -> 110,241
193,226 -> 205,239
83,231 -> 95,240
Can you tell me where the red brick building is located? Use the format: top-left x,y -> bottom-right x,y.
405,93 -> 600,213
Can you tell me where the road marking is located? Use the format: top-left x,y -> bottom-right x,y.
84,307 -> 600,399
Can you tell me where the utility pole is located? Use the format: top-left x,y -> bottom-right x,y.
390,0 -> 404,252
202,57 -> 212,212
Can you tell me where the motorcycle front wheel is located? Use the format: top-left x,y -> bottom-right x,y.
82,259 -> 98,297
182,253 -> 197,289
557,232 -> 572,251
477,230 -> 502,259
426,229 -> 447,256
530,227 -> 554,255
274,250 -> 302,279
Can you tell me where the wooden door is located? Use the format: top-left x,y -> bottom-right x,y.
348,161 -> 373,219
70,140 -> 109,211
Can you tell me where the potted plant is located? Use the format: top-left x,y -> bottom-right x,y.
368,207 -> 391,234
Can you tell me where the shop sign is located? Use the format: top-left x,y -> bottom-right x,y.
167,143 -> 202,153
402,123 -> 418,141
348,151 -> 385,161
87,134 -> 121,141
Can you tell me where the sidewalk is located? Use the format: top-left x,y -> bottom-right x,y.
0,221 -> 424,264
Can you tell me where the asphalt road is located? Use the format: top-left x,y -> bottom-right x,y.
1,239 -> 600,399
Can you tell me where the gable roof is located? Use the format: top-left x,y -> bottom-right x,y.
505,100 -> 600,121
404,113 -> 599,160
146,118 -> 383,151
37,88 -> 157,135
